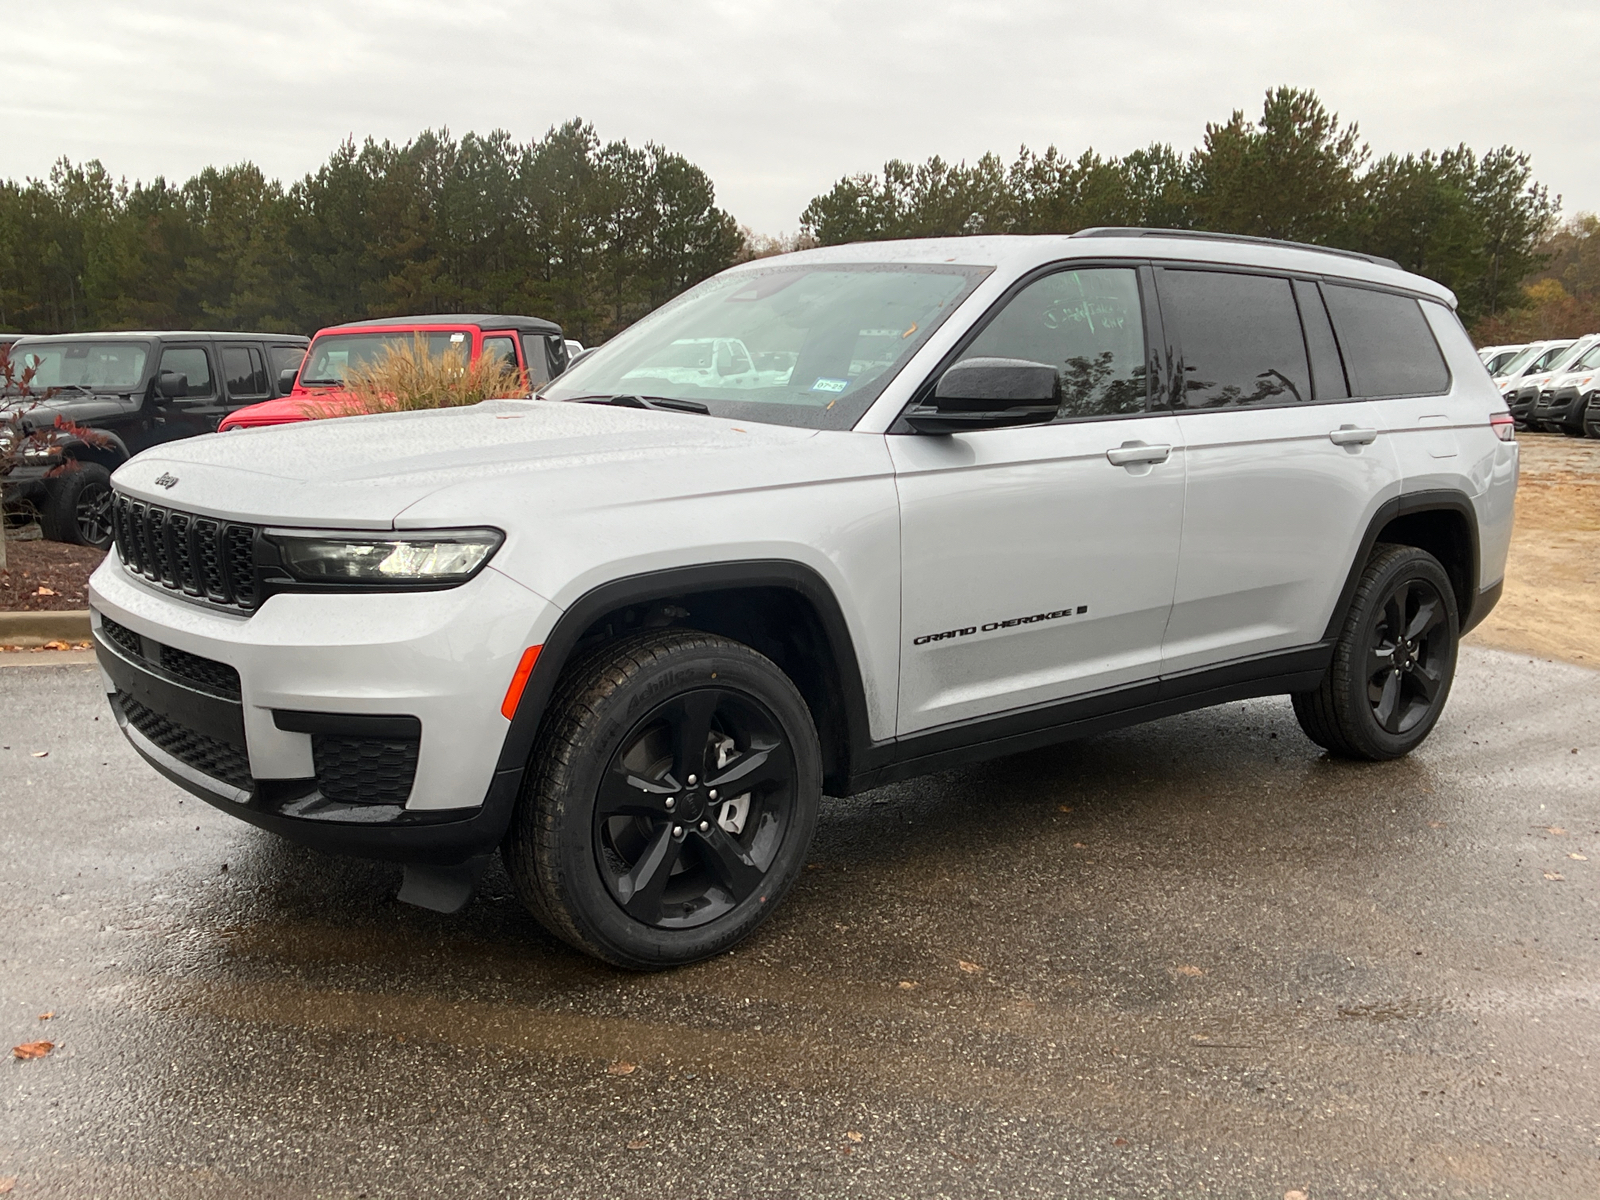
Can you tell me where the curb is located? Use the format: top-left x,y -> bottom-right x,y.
0,609 -> 92,648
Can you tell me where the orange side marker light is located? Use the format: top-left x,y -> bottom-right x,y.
501,645 -> 542,719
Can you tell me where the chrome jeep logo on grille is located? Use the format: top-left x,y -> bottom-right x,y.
153,473 -> 179,489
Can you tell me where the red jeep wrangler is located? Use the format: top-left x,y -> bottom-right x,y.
218,313 -> 568,431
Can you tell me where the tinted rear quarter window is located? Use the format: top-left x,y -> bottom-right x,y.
1321,283 -> 1450,398
1161,269 -> 1311,407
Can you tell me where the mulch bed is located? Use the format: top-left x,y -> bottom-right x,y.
0,535 -> 106,611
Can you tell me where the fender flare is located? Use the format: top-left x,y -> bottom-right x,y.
1321,488 -> 1483,642
493,559 -> 877,790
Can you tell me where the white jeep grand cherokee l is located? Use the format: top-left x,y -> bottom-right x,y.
90,229 -> 1518,969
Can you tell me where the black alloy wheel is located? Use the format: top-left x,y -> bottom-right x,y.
594,686 -> 797,929
74,477 -> 114,547
1292,543 -> 1459,760
505,629 -> 821,969
1364,577 -> 1450,737
40,461 -> 115,549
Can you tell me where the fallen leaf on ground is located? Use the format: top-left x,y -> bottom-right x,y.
42,640 -> 70,650
1176,965 -> 1204,977
35,586 -> 56,595
1569,853 -> 1588,861
1427,821 -> 1446,829
626,1138 -> 649,1150
1057,805 -> 1073,813
12,1041 -> 53,1060
1073,842 -> 1088,849
1543,872 -> 1565,881
897,980 -> 918,990
606,1060 -> 637,1076
0,1176 -> 15,1193
1113,1136 -> 1128,1146
845,1131 -> 863,1143
1285,1191 -> 1309,1200
38,1011 -> 54,1021
29,751 -> 47,758
957,960 -> 983,974
1544,826 -> 1568,836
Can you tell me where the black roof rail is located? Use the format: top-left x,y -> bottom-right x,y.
1071,227 -> 1403,272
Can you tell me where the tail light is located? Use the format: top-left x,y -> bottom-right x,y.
1490,412 -> 1516,442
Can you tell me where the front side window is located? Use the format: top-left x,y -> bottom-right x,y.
7,341 -> 149,392
1162,270 -> 1311,408
1321,284 -> 1450,398
955,267 -> 1147,419
299,331 -> 471,386
481,336 -> 518,371
542,263 -> 989,431
158,347 -> 213,397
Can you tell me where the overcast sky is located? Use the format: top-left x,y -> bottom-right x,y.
4,0 -> 1597,236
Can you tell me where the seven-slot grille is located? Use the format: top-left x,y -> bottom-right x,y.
112,493 -> 258,610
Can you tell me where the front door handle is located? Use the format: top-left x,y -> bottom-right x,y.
1329,425 -> 1379,446
1106,441 -> 1172,467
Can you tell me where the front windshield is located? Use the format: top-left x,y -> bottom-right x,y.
6,340 -> 149,392
542,262 -> 991,430
1569,342 -> 1600,372
1531,344 -> 1575,373
1494,345 -> 1543,378
1484,349 -> 1519,374
299,331 -> 473,386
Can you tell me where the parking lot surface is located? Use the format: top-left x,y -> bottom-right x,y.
2,646 -> 1598,1199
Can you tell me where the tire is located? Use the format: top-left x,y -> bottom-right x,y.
1292,544 -> 1459,761
40,461 -> 114,549
504,629 -> 822,969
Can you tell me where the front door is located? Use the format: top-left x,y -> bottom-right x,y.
892,264 -> 1186,736
152,343 -> 224,442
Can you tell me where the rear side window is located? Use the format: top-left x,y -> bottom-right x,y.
958,266 -> 1147,419
1161,270 -> 1310,407
222,346 -> 269,399
519,334 -> 551,385
270,345 -> 305,374
1321,284 -> 1450,398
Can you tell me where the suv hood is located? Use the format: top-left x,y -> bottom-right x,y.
111,399 -> 823,529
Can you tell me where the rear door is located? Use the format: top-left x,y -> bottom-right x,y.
1157,267 -> 1403,674
893,263 -> 1186,735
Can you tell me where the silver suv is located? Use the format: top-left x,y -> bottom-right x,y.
90,229 -> 1517,968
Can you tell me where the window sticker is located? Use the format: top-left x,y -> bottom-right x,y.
811,377 -> 849,393
450,333 -> 466,343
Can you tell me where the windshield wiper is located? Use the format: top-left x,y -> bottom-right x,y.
574,393 -> 711,415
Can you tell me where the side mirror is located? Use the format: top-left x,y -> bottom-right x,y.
278,367 -> 299,392
904,357 -> 1058,434
156,371 -> 188,400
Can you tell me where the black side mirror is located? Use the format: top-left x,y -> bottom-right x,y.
156,371 -> 188,400
278,367 -> 299,392
904,357 -> 1059,434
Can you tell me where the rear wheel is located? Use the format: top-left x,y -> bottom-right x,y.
40,461 -> 114,549
505,629 -> 821,969
1292,544 -> 1459,761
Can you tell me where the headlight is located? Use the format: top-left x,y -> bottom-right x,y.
266,528 -> 504,586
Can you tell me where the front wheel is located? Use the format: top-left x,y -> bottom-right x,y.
505,629 -> 821,969
1292,544 -> 1459,761
40,461 -> 114,549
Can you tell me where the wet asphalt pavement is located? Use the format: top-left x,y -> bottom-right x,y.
2,646 -> 1598,1200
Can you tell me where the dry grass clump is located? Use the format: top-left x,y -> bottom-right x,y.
308,334 -> 528,420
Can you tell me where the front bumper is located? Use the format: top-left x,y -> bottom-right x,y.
1508,387 -> 1540,423
1533,386 -> 1588,426
89,556 -> 558,866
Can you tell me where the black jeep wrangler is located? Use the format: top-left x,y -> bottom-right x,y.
2,331 -> 308,548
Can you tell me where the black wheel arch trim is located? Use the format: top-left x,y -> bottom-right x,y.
495,560 -> 878,795
1320,489 -> 1482,643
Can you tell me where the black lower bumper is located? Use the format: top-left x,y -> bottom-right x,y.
1533,388 -> 1588,427
96,628 -> 521,869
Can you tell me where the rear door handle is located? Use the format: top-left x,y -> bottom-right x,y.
1105,441 -> 1172,466
1329,425 -> 1378,446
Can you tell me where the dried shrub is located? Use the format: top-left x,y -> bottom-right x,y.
309,334 -> 528,420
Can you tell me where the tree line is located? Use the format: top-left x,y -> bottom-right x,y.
0,90 -> 1579,343
800,88 -> 1558,329
0,121 -> 741,345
